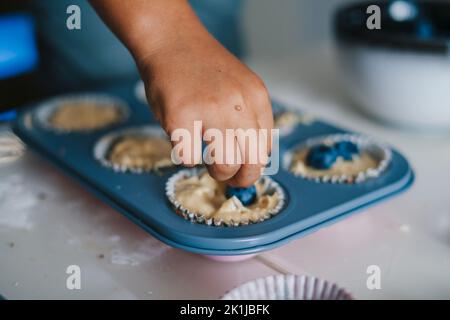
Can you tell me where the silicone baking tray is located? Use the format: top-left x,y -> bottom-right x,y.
13,81 -> 414,256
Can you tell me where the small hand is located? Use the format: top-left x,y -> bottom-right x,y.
138,26 -> 273,187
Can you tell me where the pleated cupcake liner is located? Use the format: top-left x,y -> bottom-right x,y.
93,125 -> 173,174
221,274 -> 353,300
274,110 -> 315,136
134,80 -> 147,104
34,93 -> 130,133
0,132 -> 25,165
284,133 -> 392,184
166,168 -> 286,227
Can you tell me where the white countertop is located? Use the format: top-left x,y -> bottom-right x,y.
1,51 -> 450,299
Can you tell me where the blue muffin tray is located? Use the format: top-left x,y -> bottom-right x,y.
13,81 -> 414,256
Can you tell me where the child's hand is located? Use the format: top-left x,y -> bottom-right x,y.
138,25 -> 273,187
91,0 -> 273,187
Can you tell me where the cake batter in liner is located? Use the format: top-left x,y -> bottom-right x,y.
274,110 -> 315,136
94,125 -> 174,173
35,94 -> 129,133
284,133 -> 391,184
166,168 -> 286,227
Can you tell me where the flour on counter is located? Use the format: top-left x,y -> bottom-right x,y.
110,238 -> 171,267
0,175 -> 38,230
108,235 -> 121,243
399,224 -> 411,233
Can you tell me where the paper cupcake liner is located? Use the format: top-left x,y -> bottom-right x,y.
274,109 -> 315,137
93,125 -> 174,174
0,132 -> 25,165
134,80 -> 147,104
166,168 -> 286,227
221,274 -> 353,300
284,133 -> 392,184
34,93 -> 129,133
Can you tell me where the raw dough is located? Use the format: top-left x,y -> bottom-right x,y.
108,136 -> 173,171
274,111 -> 314,129
174,172 -> 281,225
290,148 -> 378,178
49,102 -> 122,131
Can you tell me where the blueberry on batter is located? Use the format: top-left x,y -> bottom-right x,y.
225,185 -> 257,206
334,141 -> 359,161
306,145 -> 338,169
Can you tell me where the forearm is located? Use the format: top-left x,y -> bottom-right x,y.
91,0 -> 272,186
89,0 -> 206,65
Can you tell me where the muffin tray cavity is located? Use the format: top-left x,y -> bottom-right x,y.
13,81 -> 414,256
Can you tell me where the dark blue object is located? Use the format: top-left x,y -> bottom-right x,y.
416,17 -> 435,39
335,1 -> 450,53
11,81 -> 414,256
334,141 -> 359,161
0,14 -> 38,79
225,185 -> 257,206
0,110 -> 17,122
306,145 -> 338,170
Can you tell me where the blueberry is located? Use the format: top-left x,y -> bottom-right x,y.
305,144 -> 338,170
334,141 -> 359,161
225,185 -> 257,206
